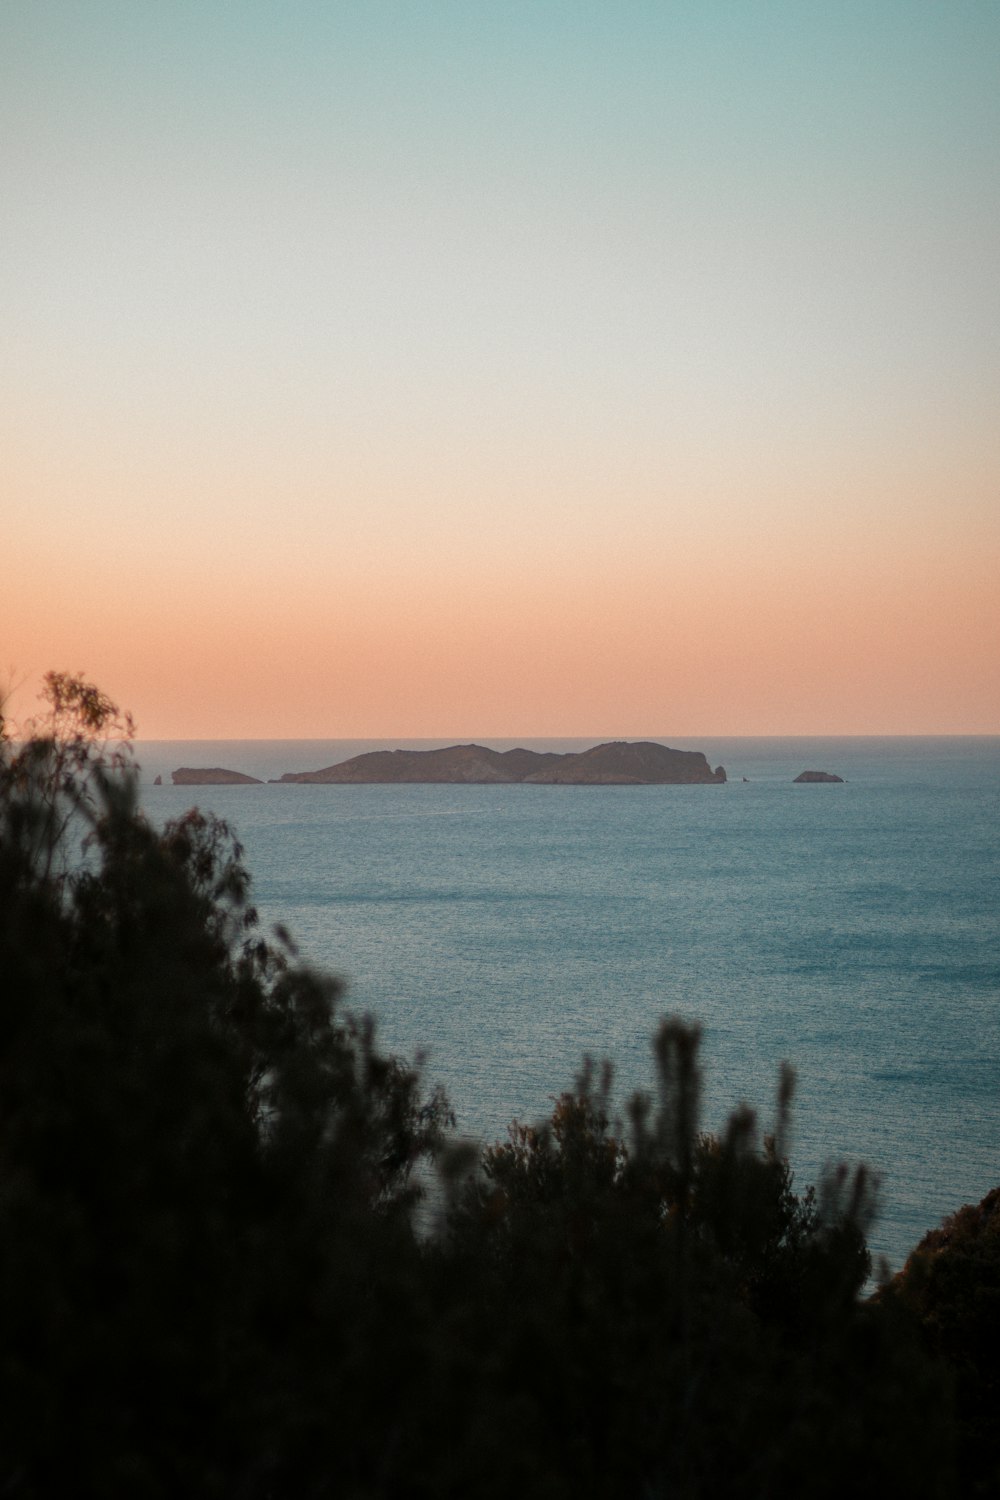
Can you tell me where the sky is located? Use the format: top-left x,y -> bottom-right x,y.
3,0 -> 998,738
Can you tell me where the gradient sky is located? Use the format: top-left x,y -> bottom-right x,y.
3,1 -> 998,736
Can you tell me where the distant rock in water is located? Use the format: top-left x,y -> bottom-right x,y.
275,741 -> 726,786
172,767 -> 263,785
793,770 -> 845,783
153,775 -> 162,786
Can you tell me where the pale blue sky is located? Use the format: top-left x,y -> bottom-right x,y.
3,2 -> 998,734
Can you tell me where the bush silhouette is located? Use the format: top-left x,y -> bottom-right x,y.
438,1037 -> 953,1498
886,1186 -> 1000,1496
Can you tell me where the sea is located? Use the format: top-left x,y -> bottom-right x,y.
134,735 -> 999,1274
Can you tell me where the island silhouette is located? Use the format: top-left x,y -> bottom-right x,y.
271,740 -> 726,785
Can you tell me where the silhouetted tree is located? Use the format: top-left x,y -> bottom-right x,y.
435,1030 -> 952,1499
0,675 -> 451,1495
886,1186 -> 1000,1497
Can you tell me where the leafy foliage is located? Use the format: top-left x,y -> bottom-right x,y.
439,1032 -> 947,1498
0,676 -> 451,1495
0,674 -> 980,1496
886,1186 -> 1000,1496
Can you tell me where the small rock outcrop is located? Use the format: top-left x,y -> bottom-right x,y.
793,770 -> 844,783
172,768 -> 263,786
276,742 -> 726,786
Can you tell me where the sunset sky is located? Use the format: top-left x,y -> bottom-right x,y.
4,1 -> 998,737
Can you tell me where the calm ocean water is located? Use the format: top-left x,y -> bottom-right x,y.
136,736 -> 999,1272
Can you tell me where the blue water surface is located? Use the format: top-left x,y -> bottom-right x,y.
137,736 -> 1000,1272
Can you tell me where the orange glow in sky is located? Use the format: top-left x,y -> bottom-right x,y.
3,4 -> 998,737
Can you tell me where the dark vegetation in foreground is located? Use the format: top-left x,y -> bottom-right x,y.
1,675 -> 997,1498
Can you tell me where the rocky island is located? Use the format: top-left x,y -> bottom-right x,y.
274,741 -> 726,785
172,768 -> 263,785
793,770 -> 844,783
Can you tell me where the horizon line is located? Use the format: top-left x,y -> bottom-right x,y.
132,731 -> 1000,743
